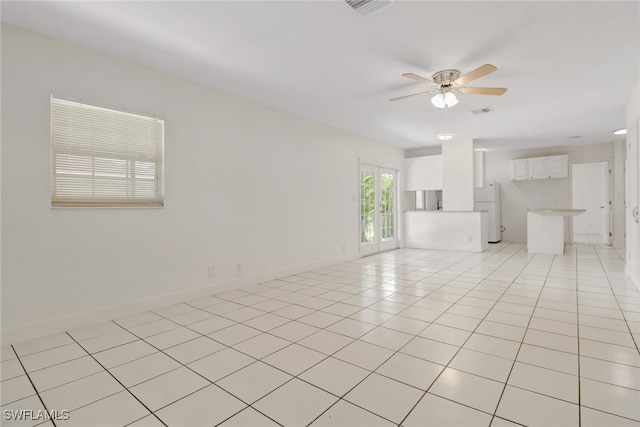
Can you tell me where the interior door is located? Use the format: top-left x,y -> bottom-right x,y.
360,164 -> 398,256
601,162 -> 611,245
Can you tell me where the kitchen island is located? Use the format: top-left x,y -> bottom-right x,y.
527,209 -> 586,255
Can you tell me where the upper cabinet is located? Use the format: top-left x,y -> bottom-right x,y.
546,155 -> 569,178
509,158 -> 528,181
528,157 -> 548,179
404,155 -> 443,190
509,154 -> 568,181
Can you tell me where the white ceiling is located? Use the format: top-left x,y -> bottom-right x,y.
2,1 -> 638,151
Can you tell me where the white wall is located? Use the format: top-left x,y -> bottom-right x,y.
484,142 -> 623,244
572,162 -> 606,234
442,139 -> 474,211
405,211 -> 488,252
625,81 -> 639,286
0,24 -> 404,343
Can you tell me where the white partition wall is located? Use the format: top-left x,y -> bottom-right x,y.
404,139 -> 488,253
442,139 -> 474,211
405,211 -> 488,252
404,155 -> 442,190
474,150 -> 486,188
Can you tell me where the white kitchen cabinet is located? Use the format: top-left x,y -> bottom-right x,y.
509,159 -> 528,181
528,157 -> 548,179
509,155 -> 568,181
404,155 -> 443,190
546,154 -> 569,178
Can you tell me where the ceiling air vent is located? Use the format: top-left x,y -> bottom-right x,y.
470,107 -> 493,115
345,0 -> 396,16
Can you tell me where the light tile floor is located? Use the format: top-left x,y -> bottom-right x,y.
573,233 -> 608,246
2,243 -> 639,426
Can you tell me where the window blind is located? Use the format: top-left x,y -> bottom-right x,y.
51,97 -> 164,207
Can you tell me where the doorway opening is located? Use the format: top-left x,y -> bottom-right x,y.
571,161 -> 612,245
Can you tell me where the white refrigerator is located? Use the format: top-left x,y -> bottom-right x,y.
474,182 -> 502,243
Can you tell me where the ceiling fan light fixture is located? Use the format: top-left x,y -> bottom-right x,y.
613,128 -> 627,135
444,91 -> 458,107
431,93 -> 445,108
437,133 -> 454,141
431,91 -> 458,109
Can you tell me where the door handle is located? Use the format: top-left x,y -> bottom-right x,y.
634,206 -> 639,223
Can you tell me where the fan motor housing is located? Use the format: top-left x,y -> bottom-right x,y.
433,69 -> 460,86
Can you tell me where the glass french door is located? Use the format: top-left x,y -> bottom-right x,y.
360,164 -> 398,256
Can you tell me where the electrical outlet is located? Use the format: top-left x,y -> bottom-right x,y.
468,236 -> 473,242
236,263 -> 242,273
342,244 -> 346,253
208,267 -> 215,278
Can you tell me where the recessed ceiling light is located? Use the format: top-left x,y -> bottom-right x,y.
613,128 -> 627,135
437,133 -> 454,141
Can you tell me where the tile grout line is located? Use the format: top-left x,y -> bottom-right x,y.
571,246 -> 640,422
591,245 -> 640,352
578,245 -> 640,423
8,243 -> 637,426
390,245 -> 541,426
9,345 -> 59,427
109,315 -> 289,427
63,332 -> 169,427
84,253 -> 440,426
485,251 -> 555,426
301,245 -> 523,426
262,248 -> 499,426
575,245 -> 583,427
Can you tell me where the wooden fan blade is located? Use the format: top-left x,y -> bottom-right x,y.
402,73 -> 438,86
454,64 -> 497,85
457,87 -> 507,95
389,91 -> 433,101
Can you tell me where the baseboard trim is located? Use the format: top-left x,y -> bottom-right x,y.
2,254 -> 357,346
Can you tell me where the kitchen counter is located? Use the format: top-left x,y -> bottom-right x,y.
528,209 -> 586,216
527,209 -> 586,255
405,210 -> 488,252
404,210 -> 488,213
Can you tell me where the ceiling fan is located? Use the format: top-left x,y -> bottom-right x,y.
390,64 -> 507,108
